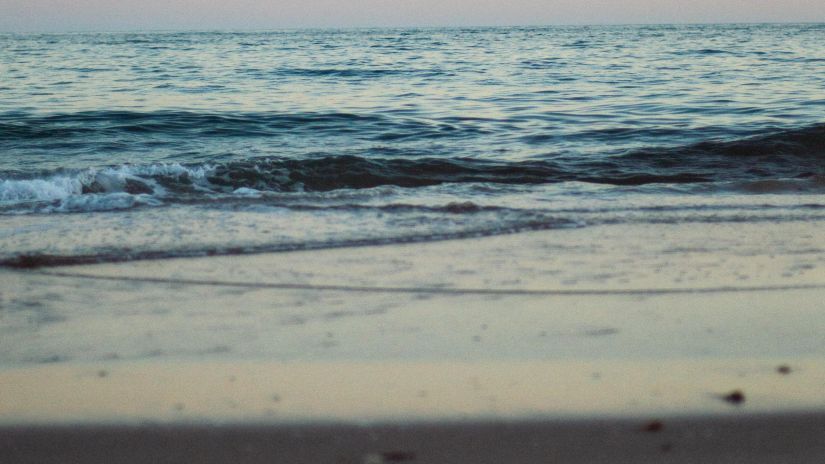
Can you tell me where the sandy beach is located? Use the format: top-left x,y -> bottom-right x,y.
1,220 -> 824,462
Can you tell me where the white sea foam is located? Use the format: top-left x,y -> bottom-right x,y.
125,162 -> 213,180
49,192 -> 162,213
0,176 -> 84,202
0,163 -> 217,211
232,187 -> 263,197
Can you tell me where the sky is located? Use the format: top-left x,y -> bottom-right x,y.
1,0 -> 824,32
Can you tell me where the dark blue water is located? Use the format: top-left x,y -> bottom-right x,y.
1,25 -> 824,266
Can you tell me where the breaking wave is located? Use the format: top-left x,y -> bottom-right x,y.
2,121 -> 824,213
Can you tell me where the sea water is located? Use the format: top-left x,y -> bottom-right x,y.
1,24 -> 824,266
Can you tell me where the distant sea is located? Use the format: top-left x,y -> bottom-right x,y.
1,24 -> 824,267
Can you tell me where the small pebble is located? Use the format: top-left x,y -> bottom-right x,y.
723,390 -> 745,405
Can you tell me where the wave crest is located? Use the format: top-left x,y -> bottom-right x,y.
1,123 -> 823,214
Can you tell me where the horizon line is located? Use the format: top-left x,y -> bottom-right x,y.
2,21 -> 823,35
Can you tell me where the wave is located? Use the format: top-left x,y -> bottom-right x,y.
3,111 -> 824,167
0,164 -> 195,211
3,109 -> 823,149
1,123 -> 823,213
0,111 -> 370,140
0,110 -> 485,142
0,212 -> 580,268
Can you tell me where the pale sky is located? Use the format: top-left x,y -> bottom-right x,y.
1,0 -> 823,32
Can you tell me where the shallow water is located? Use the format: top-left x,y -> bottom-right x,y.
1,24 -> 824,266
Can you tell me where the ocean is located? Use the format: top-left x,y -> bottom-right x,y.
1,24 -> 824,268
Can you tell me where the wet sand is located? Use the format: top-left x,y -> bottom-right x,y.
1,221 -> 824,461
4,413 -> 825,464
